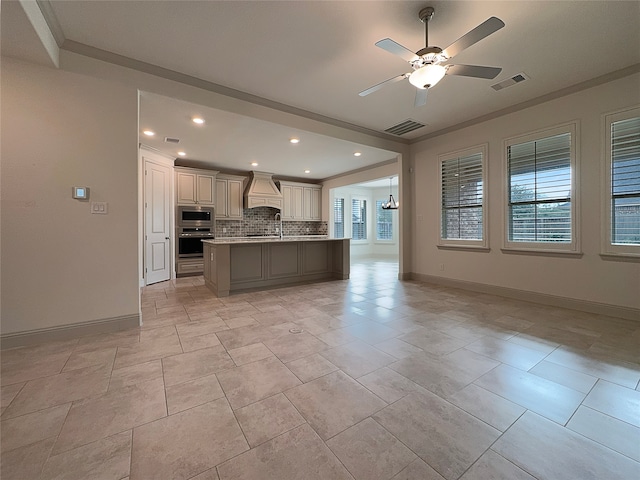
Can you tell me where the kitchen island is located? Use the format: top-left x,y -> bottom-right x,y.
202,236 -> 350,297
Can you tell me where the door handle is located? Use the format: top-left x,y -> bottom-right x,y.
165,237 -> 170,240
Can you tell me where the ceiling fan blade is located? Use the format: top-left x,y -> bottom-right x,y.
442,17 -> 505,59
375,38 -> 419,63
446,64 -> 502,79
359,73 -> 409,97
414,88 -> 428,107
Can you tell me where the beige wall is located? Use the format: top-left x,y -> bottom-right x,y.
2,42 -> 636,338
0,50 -> 409,338
1,57 -> 139,334
410,73 -> 640,311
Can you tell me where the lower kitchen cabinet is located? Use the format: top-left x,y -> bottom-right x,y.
203,238 -> 349,297
176,258 -> 205,276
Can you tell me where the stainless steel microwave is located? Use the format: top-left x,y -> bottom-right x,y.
177,205 -> 214,228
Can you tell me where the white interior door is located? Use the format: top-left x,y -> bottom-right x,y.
145,159 -> 171,285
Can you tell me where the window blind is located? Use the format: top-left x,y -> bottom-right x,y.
334,198 -> 344,238
352,199 -> 367,240
611,116 -> 640,245
441,152 -> 483,240
508,132 -> 572,243
376,200 -> 393,240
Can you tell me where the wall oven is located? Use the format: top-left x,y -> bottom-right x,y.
177,227 -> 214,258
177,205 -> 214,228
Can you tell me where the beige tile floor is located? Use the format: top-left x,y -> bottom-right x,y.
2,258 -> 640,479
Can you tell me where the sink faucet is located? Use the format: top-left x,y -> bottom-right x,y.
274,212 -> 283,239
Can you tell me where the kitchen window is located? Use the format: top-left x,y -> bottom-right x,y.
504,123 -> 579,254
334,197 -> 345,238
352,198 -> 367,240
376,200 -> 393,241
602,106 -> 640,257
439,144 -> 487,248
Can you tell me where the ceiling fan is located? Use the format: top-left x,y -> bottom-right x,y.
359,6 -> 505,107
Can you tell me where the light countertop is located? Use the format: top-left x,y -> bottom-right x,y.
203,235 -> 347,245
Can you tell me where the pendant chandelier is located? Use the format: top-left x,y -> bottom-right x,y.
381,177 -> 399,210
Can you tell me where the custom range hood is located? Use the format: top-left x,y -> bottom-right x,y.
243,171 -> 283,209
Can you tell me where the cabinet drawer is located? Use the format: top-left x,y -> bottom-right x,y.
177,261 -> 204,274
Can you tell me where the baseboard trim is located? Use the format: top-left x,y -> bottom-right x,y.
409,273 -> 640,322
1,314 -> 141,350
398,272 -> 413,281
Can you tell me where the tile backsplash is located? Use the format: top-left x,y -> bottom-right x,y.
216,206 -> 327,237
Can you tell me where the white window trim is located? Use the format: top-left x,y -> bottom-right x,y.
351,195 -> 369,244
502,121 -> 581,255
375,199 -> 395,244
331,194 -> 346,239
601,105 -> 640,259
438,143 -> 489,249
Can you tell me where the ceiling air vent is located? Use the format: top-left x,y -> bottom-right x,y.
491,72 -> 529,91
385,119 -> 426,136
164,137 -> 180,144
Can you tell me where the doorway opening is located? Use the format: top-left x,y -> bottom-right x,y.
329,175 -> 400,283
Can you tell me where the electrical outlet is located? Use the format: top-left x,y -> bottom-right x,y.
439,263 -> 445,271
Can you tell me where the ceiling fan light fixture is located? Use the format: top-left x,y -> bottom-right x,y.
409,64 -> 446,89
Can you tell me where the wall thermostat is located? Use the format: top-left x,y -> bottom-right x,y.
72,186 -> 89,200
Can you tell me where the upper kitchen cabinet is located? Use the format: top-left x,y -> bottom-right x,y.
175,167 -> 219,205
278,181 -> 322,221
216,174 -> 245,220
304,185 -> 321,220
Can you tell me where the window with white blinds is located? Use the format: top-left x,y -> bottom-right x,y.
604,107 -> 640,255
440,145 -> 486,246
334,198 -> 345,238
352,199 -> 367,240
376,200 -> 393,241
505,123 -> 577,251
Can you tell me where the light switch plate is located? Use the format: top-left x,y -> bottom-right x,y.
91,202 -> 108,214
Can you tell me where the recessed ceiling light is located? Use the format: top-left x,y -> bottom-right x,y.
177,151 -> 186,156
251,162 -> 259,167
354,152 -> 362,157
304,169 -> 311,174
290,138 -> 300,144
192,117 -> 205,125
143,130 -> 155,136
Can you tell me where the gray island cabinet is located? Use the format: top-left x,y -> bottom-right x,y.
202,237 -> 350,297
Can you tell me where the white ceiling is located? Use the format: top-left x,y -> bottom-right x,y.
353,177 -> 399,189
139,92 -> 399,180
3,1 -> 639,180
